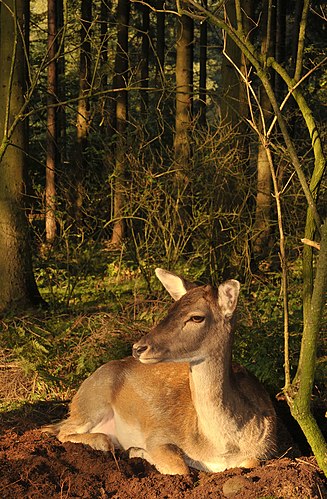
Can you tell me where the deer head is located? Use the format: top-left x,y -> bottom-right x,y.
133,268 -> 240,365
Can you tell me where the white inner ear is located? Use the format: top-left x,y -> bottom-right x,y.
218,279 -> 240,317
155,268 -> 188,301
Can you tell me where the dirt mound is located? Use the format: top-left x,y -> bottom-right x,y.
0,402 -> 326,498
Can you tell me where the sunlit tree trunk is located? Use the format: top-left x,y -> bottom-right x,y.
252,0 -> 276,257
174,13 -> 193,176
100,0 -> 114,154
56,0 -> 67,164
253,143 -> 272,256
110,0 -> 130,245
0,0 -> 44,312
46,0 -> 57,244
74,0 -> 92,221
198,0 -> 207,128
288,220 -> 327,476
101,0 -> 116,211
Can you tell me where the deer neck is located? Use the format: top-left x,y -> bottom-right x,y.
189,343 -> 235,436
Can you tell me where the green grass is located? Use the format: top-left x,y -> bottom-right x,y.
0,247 -> 161,406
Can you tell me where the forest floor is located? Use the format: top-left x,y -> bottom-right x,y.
0,401 -> 326,499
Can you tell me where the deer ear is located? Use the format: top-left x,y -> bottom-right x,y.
155,268 -> 195,301
218,280 -> 240,318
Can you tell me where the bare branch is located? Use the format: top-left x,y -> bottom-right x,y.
301,238 -> 321,251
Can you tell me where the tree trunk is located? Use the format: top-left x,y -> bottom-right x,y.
174,12 -> 193,176
253,144 -> 272,256
221,0 -> 253,128
74,0 -> 92,221
238,0 -> 253,121
23,0 -> 33,213
56,0 -> 67,165
252,0 -> 276,258
100,0 -> 110,89
110,0 -> 130,246
275,0 -> 286,99
155,0 -> 165,84
198,0 -> 207,128
0,0 -> 44,312
46,0 -> 58,244
99,0 -> 114,155
220,0 -> 241,126
154,0 -> 165,140
287,221 -> 327,475
140,3 -> 150,119
291,0 -> 304,76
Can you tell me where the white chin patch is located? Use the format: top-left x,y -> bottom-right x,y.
138,357 -> 161,364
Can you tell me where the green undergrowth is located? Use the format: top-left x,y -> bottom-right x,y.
0,245 -> 325,412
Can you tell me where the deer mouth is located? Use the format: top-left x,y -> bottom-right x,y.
137,356 -> 162,364
132,343 -> 169,364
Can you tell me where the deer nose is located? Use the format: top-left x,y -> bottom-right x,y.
132,344 -> 148,359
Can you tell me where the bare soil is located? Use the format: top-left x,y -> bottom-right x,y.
0,401 -> 326,499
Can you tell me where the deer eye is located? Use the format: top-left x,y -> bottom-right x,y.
190,315 -> 205,323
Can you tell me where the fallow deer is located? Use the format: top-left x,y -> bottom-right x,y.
43,268 -> 276,474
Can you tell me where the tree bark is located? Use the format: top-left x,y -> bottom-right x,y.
291,0 -> 304,77
140,3 -> 150,118
275,0 -> 286,98
110,0 -> 130,246
100,0 -> 110,89
253,144 -> 272,256
220,0 -> 241,126
252,0 -> 276,258
0,0 -> 44,312
155,0 -> 165,84
198,0 -> 207,128
56,0 -> 67,165
46,0 -> 58,244
74,0 -> 92,221
174,12 -> 193,176
220,1 -> 253,149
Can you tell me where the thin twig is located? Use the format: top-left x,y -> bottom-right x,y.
295,457 -> 320,469
111,449 -> 121,472
264,144 -> 291,389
